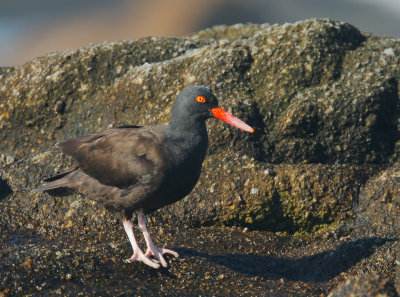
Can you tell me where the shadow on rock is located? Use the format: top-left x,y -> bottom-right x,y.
176,237 -> 397,282
0,177 -> 12,201
288,237 -> 397,282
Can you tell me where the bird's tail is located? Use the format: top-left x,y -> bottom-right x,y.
32,168 -> 78,196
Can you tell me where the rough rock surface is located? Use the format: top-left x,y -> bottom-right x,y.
328,273 -> 399,297
1,19 -> 400,296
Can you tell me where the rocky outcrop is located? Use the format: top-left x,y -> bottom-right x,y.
1,19 -> 400,296
328,273 -> 399,297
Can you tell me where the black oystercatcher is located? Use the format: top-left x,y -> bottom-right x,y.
34,86 -> 254,268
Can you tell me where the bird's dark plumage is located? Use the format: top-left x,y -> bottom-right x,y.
34,85 -> 254,268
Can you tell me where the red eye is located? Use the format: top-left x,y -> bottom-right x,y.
196,95 -> 206,103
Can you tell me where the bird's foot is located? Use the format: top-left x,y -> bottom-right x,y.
145,244 -> 179,268
124,247 -> 161,269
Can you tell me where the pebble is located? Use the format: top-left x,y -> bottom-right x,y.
383,48 -> 395,56
5,155 -> 14,165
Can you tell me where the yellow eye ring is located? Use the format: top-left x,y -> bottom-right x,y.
196,95 -> 206,103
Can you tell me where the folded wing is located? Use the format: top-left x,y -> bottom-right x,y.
57,127 -> 166,189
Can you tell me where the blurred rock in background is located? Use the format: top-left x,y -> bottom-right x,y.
1,0 -> 400,66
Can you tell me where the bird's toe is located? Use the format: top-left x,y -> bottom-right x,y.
162,248 -> 179,258
125,250 -> 161,269
145,246 -> 179,268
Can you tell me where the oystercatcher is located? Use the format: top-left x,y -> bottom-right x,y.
34,86 -> 254,268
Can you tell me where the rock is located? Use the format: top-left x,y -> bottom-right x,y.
161,159 -> 373,233
1,18 -> 400,296
0,150 -> 373,234
0,227 -> 344,296
1,18 -> 399,233
354,163 -> 400,238
1,19 -> 399,164
328,273 -> 399,297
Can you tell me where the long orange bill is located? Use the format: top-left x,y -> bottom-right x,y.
210,107 -> 254,133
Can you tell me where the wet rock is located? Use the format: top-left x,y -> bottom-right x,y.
328,273 -> 399,297
0,227 -> 383,296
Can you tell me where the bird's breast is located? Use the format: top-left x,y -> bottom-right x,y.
154,132 -> 208,205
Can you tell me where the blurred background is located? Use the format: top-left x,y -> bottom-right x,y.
1,0 -> 399,67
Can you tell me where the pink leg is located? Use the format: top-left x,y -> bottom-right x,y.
121,218 -> 161,269
137,210 -> 179,268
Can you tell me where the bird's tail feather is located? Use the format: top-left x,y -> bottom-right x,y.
32,180 -> 68,192
32,168 -> 78,196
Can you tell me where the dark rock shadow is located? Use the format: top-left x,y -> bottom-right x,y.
0,177 -> 12,201
175,237 -> 397,282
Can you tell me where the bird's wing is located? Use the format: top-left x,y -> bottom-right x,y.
57,127 -> 166,188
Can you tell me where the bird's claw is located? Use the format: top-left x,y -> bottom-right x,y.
145,246 -> 179,268
125,248 -> 161,269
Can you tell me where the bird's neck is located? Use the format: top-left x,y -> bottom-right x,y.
166,117 -> 209,158
169,116 -> 207,137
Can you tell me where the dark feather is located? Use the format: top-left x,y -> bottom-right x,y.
45,187 -> 77,197
56,127 -> 166,189
43,169 -> 76,182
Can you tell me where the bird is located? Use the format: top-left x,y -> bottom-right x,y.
34,86 -> 254,269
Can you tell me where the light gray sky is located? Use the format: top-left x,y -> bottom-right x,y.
353,0 -> 400,15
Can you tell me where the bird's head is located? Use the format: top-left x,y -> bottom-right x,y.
171,86 -> 254,133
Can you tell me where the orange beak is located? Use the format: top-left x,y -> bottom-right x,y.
210,107 -> 254,133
